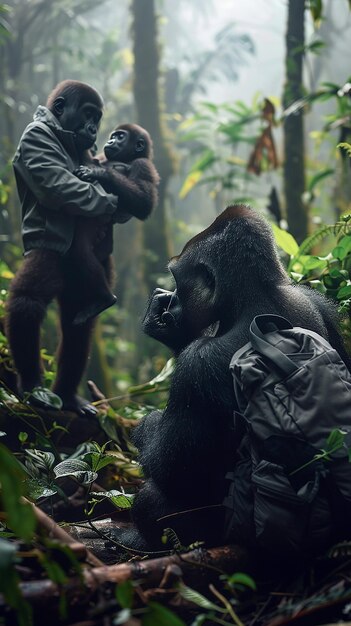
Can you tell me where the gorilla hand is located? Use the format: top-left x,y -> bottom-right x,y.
142,288 -> 188,353
74,165 -> 107,183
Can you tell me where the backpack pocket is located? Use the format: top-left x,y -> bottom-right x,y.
252,460 -> 311,554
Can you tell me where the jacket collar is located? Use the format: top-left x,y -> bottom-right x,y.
33,105 -> 79,160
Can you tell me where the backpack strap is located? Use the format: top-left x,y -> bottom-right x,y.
250,314 -> 298,377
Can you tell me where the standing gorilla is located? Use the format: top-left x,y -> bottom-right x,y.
5,80 -> 127,415
124,204 -> 351,550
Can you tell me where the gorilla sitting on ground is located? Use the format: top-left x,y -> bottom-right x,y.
122,205 -> 351,551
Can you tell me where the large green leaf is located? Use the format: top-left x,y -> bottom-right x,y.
271,223 -> 299,257
337,284 -> 351,300
0,539 -> 33,626
115,579 -> 134,609
0,443 -> 36,542
54,459 -> 98,485
142,601 -> 187,626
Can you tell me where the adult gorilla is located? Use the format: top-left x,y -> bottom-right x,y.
5,80 -> 125,415
124,204 -> 351,550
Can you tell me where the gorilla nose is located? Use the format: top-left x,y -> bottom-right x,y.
87,124 -> 97,135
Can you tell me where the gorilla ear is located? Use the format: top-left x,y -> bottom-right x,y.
135,138 -> 146,153
195,262 -> 217,302
53,97 -> 65,117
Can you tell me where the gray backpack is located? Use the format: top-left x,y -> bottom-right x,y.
224,314 -> 351,560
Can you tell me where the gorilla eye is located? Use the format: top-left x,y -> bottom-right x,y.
110,131 -> 127,141
85,107 -> 101,124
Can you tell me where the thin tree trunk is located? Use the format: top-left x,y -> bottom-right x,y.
131,0 -> 175,289
283,0 -> 308,243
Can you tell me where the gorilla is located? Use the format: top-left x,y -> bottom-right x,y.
6,80 -> 118,415
72,123 -> 160,325
121,204 -> 351,550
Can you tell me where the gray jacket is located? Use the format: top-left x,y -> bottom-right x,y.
13,106 -> 130,256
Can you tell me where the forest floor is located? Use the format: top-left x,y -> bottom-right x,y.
2,404 -> 351,626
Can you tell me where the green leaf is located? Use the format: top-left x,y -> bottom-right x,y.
177,583 -> 222,611
26,479 -> 58,500
40,555 -> 68,585
25,449 -> 56,473
148,358 -> 174,385
0,443 -> 36,542
223,572 -> 257,591
332,246 -> 347,260
83,452 -> 116,473
189,149 -> 217,174
54,458 -> 91,475
0,537 -> 16,571
179,170 -> 203,199
115,579 -> 134,609
337,285 -> 351,300
301,256 -> 327,271
326,429 -> 347,452
336,235 -> 351,255
98,413 -> 121,443
142,601 -> 187,626
54,459 -> 98,484
26,386 -> 62,410
0,539 -> 33,626
306,40 -> 326,54
90,490 -> 134,509
309,0 -> 323,25
271,223 -> 299,256
307,168 -> 334,192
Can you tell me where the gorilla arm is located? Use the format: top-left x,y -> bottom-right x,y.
74,158 -> 159,220
132,334 -> 235,502
14,124 -> 118,218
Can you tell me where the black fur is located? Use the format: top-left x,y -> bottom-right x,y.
123,205 -> 351,550
6,81 -> 106,416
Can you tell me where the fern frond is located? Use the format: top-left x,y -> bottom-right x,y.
297,224 -> 336,256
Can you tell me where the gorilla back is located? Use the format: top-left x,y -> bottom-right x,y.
127,205 -> 351,550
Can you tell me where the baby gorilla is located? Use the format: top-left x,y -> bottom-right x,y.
73,123 -> 159,325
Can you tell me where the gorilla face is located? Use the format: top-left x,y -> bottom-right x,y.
103,124 -> 150,162
168,258 -> 219,341
53,98 -> 102,152
104,128 -> 130,160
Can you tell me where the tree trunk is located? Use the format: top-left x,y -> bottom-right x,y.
131,0 -> 175,289
283,0 -> 308,243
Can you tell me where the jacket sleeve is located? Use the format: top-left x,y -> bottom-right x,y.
14,124 -> 118,218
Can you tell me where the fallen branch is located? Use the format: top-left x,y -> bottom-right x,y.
0,544 -> 249,606
28,500 -> 104,568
